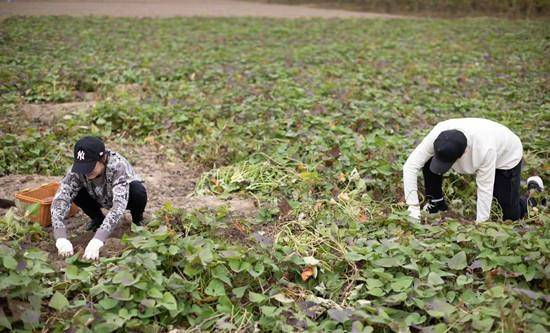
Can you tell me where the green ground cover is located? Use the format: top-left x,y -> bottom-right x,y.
0,17 -> 548,332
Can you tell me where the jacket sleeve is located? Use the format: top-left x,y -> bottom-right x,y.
93,162 -> 130,242
403,126 -> 440,206
51,172 -> 82,240
475,149 -> 497,222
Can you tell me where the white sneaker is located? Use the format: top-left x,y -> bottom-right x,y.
526,176 -> 546,208
527,176 -> 544,191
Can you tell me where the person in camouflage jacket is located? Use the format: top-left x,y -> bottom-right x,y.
51,136 -> 147,260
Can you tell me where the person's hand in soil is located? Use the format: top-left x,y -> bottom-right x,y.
56,238 -> 74,257
83,238 -> 104,260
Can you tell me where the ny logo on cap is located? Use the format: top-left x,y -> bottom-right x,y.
77,150 -> 85,161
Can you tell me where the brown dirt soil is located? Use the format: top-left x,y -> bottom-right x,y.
109,140 -> 257,215
0,0 -> 407,19
0,140 -> 258,268
21,101 -> 96,125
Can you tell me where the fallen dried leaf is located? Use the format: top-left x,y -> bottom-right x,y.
301,266 -> 314,281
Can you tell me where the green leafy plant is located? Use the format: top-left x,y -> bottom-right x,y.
0,16 -> 548,332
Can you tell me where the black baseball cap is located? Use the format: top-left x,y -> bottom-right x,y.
430,130 -> 467,175
72,136 -> 105,175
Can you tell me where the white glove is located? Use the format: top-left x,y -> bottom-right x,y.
83,238 -> 104,260
407,205 -> 421,221
56,238 -> 74,257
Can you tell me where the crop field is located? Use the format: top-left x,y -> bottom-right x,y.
0,16 -> 549,332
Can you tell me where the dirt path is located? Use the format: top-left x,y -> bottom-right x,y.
0,0 -> 407,19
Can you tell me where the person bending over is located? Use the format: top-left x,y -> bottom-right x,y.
403,118 -> 543,222
51,136 -> 147,260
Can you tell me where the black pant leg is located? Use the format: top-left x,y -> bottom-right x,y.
73,188 -> 105,222
126,181 -> 147,224
422,157 -> 445,200
493,160 -> 526,221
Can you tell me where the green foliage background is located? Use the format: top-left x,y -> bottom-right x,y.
0,17 -> 549,332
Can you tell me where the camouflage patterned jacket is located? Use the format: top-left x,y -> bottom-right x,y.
51,150 -> 142,242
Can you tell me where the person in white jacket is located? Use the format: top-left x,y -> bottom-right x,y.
403,118 -> 543,222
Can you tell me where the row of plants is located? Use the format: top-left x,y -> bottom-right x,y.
1,202 -> 548,331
